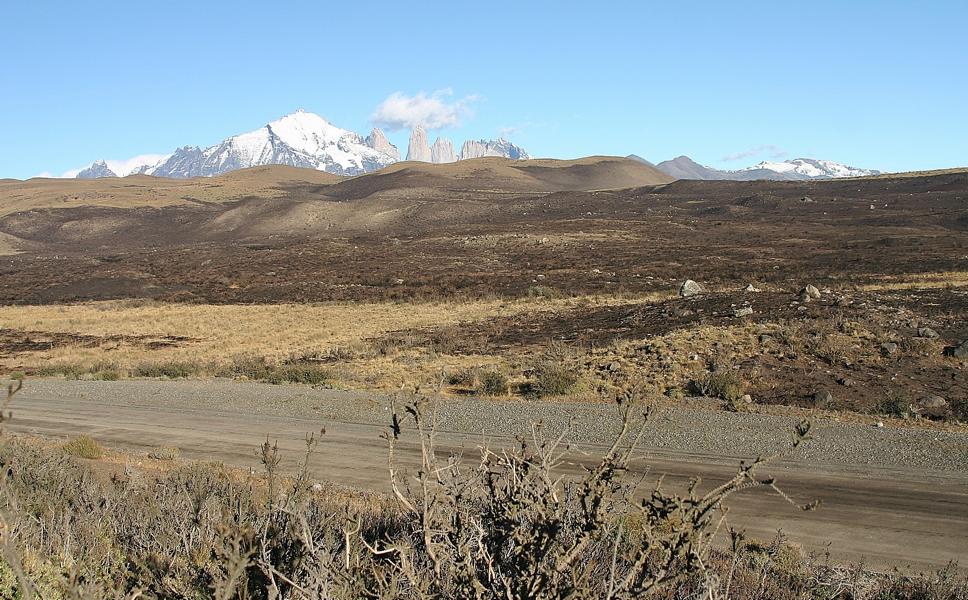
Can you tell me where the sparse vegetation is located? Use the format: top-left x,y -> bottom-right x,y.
61,435 -> 104,459
525,361 -> 579,399
133,360 -> 200,379
147,446 -> 180,460
0,383 -> 963,598
692,368 -> 746,403
477,369 -> 509,396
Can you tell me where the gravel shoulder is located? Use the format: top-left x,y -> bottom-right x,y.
6,378 -> 968,571
14,378 -> 968,477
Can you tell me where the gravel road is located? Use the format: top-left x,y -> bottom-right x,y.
7,379 -> 968,571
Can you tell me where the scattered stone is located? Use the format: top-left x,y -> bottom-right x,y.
836,376 -> 855,387
800,196 -> 814,203
913,396 -> 949,419
741,394 -> 753,404
812,389 -> 833,407
393,278 -> 405,285
679,279 -> 705,297
945,340 -> 968,358
875,421 -> 884,428
917,327 -> 939,339
311,482 -> 324,492
797,305 -> 808,312
880,342 -> 898,356
758,334 -> 774,344
607,361 -> 621,372
744,283 -> 761,293
733,306 -> 753,318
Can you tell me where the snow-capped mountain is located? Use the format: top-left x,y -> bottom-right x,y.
74,111 -> 399,179
70,110 -> 535,178
651,155 -> 880,181
741,158 -> 879,179
149,110 -> 397,177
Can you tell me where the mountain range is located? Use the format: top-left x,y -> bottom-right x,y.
74,111 -> 531,179
69,110 -> 879,182
645,155 -> 880,181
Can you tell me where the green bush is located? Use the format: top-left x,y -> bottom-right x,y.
525,362 -> 579,399
218,355 -> 274,380
447,367 -> 478,387
267,364 -> 332,386
878,391 -> 911,418
147,446 -> 181,461
36,364 -> 86,379
477,370 -> 508,396
691,370 -> 746,402
89,361 -> 123,381
62,436 -> 104,459
133,361 -> 199,379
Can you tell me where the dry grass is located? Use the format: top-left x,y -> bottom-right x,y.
857,270 -> 968,291
0,296 -> 651,389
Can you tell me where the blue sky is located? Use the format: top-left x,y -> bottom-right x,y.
2,0 -> 966,178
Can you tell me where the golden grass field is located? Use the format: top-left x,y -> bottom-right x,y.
0,294 -> 665,390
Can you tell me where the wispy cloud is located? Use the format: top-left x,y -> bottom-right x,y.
371,89 -> 479,131
722,145 -> 788,162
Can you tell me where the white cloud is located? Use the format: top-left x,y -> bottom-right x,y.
722,145 -> 787,162
104,154 -> 167,176
371,89 -> 479,131
54,153 -> 168,178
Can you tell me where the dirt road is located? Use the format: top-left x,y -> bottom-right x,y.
7,379 -> 967,572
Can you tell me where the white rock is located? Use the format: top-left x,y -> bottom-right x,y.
679,279 -> 705,297
430,137 -> 456,163
406,125 -> 432,162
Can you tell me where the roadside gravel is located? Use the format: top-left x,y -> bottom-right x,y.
15,378 -> 968,476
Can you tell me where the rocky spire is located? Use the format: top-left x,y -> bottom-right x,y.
365,128 -> 400,161
430,137 -> 456,164
406,126 -> 432,162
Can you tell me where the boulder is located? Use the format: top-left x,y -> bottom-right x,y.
811,389 -> 833,407
744,284 -> 761,293
799,284 -> 821,299
880,342 -> 898,356
946,340 -> 968,358
913,396 -> 949,419
679,279 -> 705,297
917,327 -> 939,339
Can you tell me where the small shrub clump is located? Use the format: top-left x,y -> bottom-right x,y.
133,361 -> 199,379
147,446 -> 181,461
691,369 -> 746,402
525,361 -> 579,399
477,369 -> 509,396
62,435 -> 104,459
879,390 -> 912,418
267,363 -> 332,386
447,366 -> 478,388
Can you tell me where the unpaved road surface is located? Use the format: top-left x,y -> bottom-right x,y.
8,379 -> 968,572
